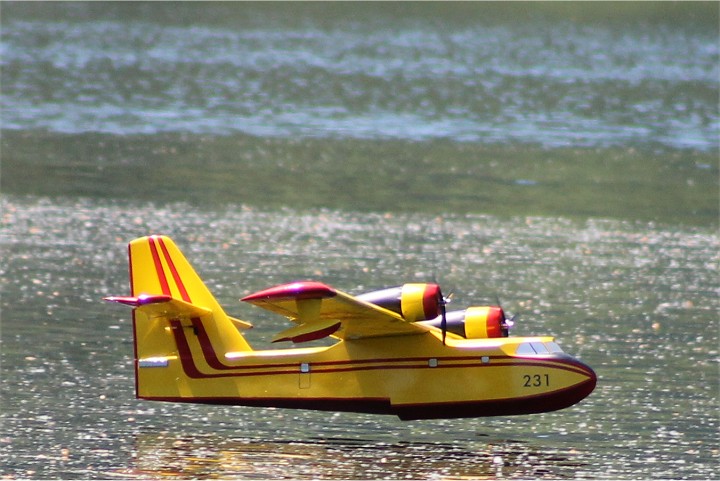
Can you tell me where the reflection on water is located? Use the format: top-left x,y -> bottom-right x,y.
115,432 -> 585,479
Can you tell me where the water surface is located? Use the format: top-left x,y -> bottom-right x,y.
2,197 -> 717,479
1,2 -> 718,479
2,2 -> 717,150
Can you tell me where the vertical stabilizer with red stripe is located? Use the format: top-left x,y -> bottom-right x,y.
106,235 -> 252,399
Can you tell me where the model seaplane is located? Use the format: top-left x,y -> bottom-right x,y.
105,235 -> 596,420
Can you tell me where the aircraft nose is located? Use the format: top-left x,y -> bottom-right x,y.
554,353 -> 597,407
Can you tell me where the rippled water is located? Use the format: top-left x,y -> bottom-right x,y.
2,2 -> 718,150
1,2 -> 718,479
2,197 -> 718,479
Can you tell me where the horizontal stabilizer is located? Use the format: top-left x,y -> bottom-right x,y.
104,294 -> 211,319
228,316 -> 254,330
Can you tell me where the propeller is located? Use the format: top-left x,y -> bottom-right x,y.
495,295 -> 517,337
501,311 -> 516,337
431,267 -> 452,344
439,289 -> 453,345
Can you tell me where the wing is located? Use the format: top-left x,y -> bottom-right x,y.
241,281 -> 430,342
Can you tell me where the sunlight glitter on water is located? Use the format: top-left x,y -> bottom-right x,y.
1,196 -> 718,479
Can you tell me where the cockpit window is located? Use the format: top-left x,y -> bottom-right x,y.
516,343 -> 537,355
516,342 -> 564,355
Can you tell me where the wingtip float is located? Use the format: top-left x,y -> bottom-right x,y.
105,235 -> 596,420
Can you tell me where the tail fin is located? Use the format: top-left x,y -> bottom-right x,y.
105,235 -> 252,399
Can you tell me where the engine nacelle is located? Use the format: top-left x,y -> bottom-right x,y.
463,306 -> 506,338
419,306 -> 508,339
356,283 -> 442,322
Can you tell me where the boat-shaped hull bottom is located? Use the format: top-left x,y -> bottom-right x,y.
141,377 -> 596,420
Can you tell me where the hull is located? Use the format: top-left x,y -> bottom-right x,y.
136,316 -> 596,420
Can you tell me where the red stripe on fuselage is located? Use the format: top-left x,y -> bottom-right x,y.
171,317 -> 593,380
170,319 -> 212,379
192,318 -> 235,371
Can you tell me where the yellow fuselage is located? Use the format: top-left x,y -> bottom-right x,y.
136,315 -> 596,420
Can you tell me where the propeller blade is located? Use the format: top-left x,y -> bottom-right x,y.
439,288 -> 448,345
502,311 -> 518,336
495,295 -> 516,337
440,301 -> 447,345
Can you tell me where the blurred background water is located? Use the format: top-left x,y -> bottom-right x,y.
1,2 -> 718,479
2,2 -> 718,150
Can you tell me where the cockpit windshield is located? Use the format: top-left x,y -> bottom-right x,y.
516,341 -> 564,355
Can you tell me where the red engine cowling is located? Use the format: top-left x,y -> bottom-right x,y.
356,283 -> 442,322
418,306 -> 508,339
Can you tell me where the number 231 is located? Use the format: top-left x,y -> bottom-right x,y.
523,374 -> 550,387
